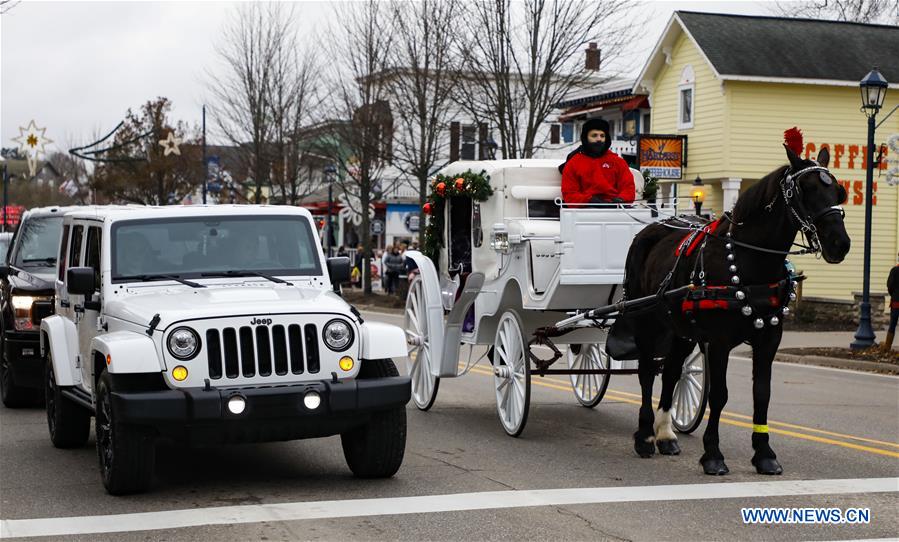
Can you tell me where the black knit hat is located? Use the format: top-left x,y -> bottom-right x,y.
581,118 -> 611,145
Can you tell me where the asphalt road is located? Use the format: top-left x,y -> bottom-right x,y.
1,310 -> 897,541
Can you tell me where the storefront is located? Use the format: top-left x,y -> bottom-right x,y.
634,11 -> 899,303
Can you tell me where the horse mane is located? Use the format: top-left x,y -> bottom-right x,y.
731,165 -> 789,223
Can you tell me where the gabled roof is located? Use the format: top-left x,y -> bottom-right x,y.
635,11 -> 899,92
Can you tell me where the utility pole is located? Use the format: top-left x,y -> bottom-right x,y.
202,105 -> 208,204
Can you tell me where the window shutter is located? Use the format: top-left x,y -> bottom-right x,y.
550,124 -> 560,145
478,123 -> 488,159
450,122 -> 460,162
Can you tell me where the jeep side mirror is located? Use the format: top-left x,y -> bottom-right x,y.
326,257 -> 351,286
67,267 -> 96,297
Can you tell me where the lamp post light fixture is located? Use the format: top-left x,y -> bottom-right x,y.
851,68 -> 889,350
691,176 -> 705,216
323,164 -> 337,257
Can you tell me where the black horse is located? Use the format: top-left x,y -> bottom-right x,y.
622,143 -> 850,475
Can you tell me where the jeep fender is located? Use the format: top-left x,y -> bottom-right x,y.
40,315 -> 81,387
91,331 -> 164,374
359,321 -> 407,361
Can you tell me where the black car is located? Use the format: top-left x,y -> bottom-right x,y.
0,206 -> 70,407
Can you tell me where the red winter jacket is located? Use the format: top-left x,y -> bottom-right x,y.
561,151 -> 635,204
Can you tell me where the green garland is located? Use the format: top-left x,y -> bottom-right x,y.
421,169 -> 493,265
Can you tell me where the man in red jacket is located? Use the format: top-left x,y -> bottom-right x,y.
560,118 -> 635,205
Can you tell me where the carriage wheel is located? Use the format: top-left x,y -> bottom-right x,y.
493,310 -> 531,437
567,343 -> 610,408
404,277 -> 440,411
671,345 -> 708,434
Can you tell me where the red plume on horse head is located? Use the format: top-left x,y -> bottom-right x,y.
783,127 -> 803,156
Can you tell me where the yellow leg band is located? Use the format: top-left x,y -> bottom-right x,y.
753,424 -> 769,433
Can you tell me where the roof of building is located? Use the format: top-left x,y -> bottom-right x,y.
636,11 -> 899,91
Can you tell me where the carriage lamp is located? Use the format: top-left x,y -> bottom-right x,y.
491,224 -> 510,254
691,176 -> 705,216
852,68 -> 892,350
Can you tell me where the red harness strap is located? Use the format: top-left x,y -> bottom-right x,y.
675,219 -> 723,257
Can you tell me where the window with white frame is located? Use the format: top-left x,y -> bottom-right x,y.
677,65 -> 695,130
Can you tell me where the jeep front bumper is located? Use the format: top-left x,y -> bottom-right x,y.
110,376 -> 410,445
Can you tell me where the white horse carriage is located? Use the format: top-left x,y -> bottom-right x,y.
403,160 -> 708,437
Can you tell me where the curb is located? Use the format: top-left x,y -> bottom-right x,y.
774,352 -> 899,375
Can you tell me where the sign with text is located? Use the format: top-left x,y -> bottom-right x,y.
637,134 -> 687,179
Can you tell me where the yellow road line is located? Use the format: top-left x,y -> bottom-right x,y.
464,366 -> 899,459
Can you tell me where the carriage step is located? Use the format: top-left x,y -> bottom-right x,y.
439,273 -> 485,378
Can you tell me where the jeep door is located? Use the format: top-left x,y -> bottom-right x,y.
77,224 -> 103,391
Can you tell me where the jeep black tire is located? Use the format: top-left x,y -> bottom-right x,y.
96,371 -> 155,495
1,338 -> 32,408
341,359 -> 407,478
45,354 -> 91,448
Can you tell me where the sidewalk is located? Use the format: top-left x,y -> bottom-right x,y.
734,331 -> 860,354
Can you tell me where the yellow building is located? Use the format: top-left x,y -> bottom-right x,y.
634,11 -> 899,304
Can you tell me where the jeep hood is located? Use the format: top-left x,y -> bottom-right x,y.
104,284 -> 354,329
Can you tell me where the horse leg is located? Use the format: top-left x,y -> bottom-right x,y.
699,341 -> 730,475
633,329 -> 658,458
750,330 -> 784,475
654,338 -> 694,455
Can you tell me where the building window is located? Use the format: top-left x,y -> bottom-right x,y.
677,65 -> 695,130
461,125 -> 476,160
643,113 -> 651,133
561,122 -> 574,143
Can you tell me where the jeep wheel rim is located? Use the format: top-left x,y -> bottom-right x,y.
45,364 -> 56,435
97,390 -> 114,474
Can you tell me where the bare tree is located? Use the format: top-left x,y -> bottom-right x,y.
772,0 -> 899,23
317,0 -> 395,294
268,31 -> 322,205
454,0 -> 636,159
386,0 -> 462,245
207,3 -> 284,203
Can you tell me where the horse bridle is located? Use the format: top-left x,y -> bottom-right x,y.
765,164 -> 845,255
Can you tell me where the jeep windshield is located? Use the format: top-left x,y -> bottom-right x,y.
110,216 -> 322,282
12,216 -> 63,270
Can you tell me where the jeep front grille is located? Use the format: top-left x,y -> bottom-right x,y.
206,324 -> 320,380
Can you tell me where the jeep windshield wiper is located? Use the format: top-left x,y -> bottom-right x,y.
201,270 -> 292,285
116,274 -> 206,288
22,257 -> 57,267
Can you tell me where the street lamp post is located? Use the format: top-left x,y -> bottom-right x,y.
851,67 -> 889,350
691,176 -> 705,216
324,164 -> 337,257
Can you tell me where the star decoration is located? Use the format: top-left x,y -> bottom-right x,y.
11,120 -> 53,177
158,131 -> 182,156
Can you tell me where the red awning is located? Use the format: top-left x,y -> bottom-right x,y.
622,95 -> 649,112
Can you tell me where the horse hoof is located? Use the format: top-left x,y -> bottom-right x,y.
657,439 -> 681,455
752,456 -> 783,475
700,457 -> 729,475
634,440 -> 656,458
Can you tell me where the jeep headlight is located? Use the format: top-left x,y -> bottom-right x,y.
322,319 -> 353,352
167,327 -> 200,360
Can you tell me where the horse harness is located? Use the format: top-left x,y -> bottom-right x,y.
655,162 -> 844,330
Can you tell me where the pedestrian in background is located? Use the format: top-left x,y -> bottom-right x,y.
883,253 -> 899,351
384,245 -> 405,295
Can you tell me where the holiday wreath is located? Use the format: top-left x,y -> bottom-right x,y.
421,169 -> 493,263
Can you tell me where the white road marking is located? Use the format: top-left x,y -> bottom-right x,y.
2,478 -> 896,538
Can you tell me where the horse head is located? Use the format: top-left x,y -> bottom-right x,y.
783,145 -> 851,263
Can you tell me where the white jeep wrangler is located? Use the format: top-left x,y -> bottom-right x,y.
39,205 -> 410,494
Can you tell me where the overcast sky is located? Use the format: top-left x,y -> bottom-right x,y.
1,0 -> 770,154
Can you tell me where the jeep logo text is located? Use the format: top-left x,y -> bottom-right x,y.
250,317 -> 273,325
